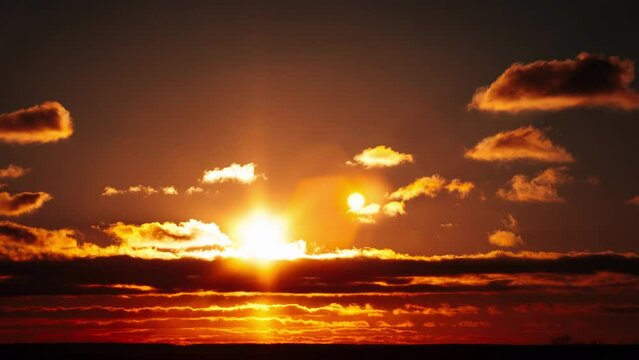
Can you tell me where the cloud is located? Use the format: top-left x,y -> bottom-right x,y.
0,191 -> 52,216
488,214 -> 523,248
0,221 -> 105,260
185,186 -> 205,195
627,196 -> 639,205
465,126 -> 574,163
161,186 -> 178,195
348,145 -> 414,168
1,250 -> 638,296
201,163 -> 263,184
446,179 -> 475,199
469,53 -> 639,112
0,101 -> 74,144
104,220 -> 233,256
497,167 -> 571,202
488,230 -> 523,248
0,164 -> 29,179
382,201 -> 406,217
348,203 -> 381,224
389,175 -> 446,201
102,185 -> 177,197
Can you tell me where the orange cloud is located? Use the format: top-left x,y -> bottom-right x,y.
0,221 -> 106,260
393,303 -> 479,317
389,175 -> 446,201
105,219 -> 233,257
185,186 -> 205,195
102,185 -> 178,196
446,179 -> 475,199
497,167 -> 571,202
348,203 -> 382,224
348,145 -> 414,168
201,163 -> 263,184
382,201 -> 406,217
0,191 -> 52,216
465,126 -> 574,163
0,101 -> 73,144
488,230 -> 523,248
0,164 -> 29,179
469,53 -> 639,112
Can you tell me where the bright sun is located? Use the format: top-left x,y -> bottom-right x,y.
347,192 -> 366,211
235,210 -> 306,260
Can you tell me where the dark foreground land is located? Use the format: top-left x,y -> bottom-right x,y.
1,344 -> 638,359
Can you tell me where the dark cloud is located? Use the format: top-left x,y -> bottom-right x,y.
469,53 -> 639,112
0,252 -> 637,296
0,192 -> 52,216
0,101 -> 73,144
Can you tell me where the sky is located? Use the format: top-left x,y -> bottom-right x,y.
1,0 -> 639,344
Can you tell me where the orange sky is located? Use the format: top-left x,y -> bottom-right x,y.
1,0 -> 639,344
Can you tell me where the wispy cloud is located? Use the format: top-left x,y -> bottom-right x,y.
497,167 -> 571,202
102,185 -> 178,197
0,164 -> 29,179
465,126 -> 574,163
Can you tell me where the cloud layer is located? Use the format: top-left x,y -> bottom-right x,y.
0,191 -> 52,216
349,145 -> 414,168
465,126 -> 574,163
469,53 -> 639,112
0,101 -> 74,144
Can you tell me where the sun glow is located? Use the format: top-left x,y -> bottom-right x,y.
234,211 -> 306,260
347,192 -> 366,211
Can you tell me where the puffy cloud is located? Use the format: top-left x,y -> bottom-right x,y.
446,179 -> 475,199
348,145 -> 414,168
105,219 -> 233,257
0,101 -> 74,144
161,186 -> 178,195
389,175 -> 446,201
488,214 -> 523,248
201,163 -> 263,184
382,201 -> 406,217
0,164 -> 29,179
488,230 -> 523,248
497,167 -> 571,202
627,196 -> 639,205
465,126 -> 574,163
102,185 -> 177,197
0,191 -> 52,216
469,53 -> 639,112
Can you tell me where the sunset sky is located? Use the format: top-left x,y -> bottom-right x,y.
1,0 -> 639,344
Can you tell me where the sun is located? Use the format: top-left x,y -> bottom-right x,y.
347,192 -> 366,211
234,210 -> 306,260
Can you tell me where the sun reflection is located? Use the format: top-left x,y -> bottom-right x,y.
234,210 -> 306,260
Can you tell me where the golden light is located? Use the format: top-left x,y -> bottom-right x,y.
234,210 -> 306,260
347,192 -> 366,212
